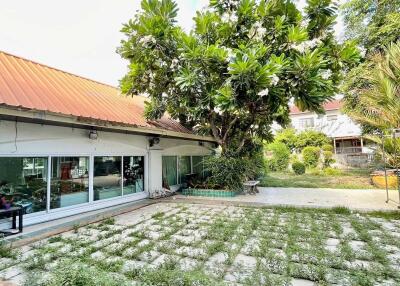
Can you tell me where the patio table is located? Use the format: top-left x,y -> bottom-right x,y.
243,180 -> 260,195
0,206 -> 24,236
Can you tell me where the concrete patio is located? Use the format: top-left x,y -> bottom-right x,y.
173,187 -> 400,211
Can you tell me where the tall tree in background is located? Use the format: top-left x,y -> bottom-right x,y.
341,0 -> 400,133
345,42 -> 400,168
341,0 -> 400,54
118,0 -> 359,156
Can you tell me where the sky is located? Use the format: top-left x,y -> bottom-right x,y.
0,0 -> 344,87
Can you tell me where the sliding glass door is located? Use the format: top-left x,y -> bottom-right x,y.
0,157 -> 48,214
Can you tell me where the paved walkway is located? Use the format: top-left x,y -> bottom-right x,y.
173,187 -> 400,211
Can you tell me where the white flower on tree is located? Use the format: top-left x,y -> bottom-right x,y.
257,88 -> 269,97
320,69 -> 332,80
214,107 -> 223,115
170,58 -> 179,70
290,38 -> 322,53
221,12 -> 238,23
270,74 -> 279,86
138,35 -> 156,47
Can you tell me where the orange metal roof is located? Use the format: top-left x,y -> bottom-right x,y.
290,99 -> 342,115
0,51 -> 191,134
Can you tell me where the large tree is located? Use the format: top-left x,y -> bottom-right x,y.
341,0 -> 400,133
341,0 -> 400,54
345,42 -> 400,168
118,0 -> 359,155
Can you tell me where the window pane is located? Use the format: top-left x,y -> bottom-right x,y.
162,156 -> 177,187
192,156 -> 204,180
0,157 -> 47,214
178,156 -> 191,184
94,156 -> 122,201
50,157 -> 89,209
123,156 -> 144,195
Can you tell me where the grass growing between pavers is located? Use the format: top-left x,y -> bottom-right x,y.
1,203 -> 400,285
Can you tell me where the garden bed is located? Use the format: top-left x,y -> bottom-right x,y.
182,188 -> 239,197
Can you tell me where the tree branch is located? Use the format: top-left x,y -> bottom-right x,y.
222,117 -> 238,144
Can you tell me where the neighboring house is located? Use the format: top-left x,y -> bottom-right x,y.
290,99 -> 373,166
0,51 -> 215,226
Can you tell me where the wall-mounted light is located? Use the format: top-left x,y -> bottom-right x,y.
89,129 -> 98,140
149,137 -> 160,147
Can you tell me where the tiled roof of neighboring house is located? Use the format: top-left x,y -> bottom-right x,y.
0,51 -> 191,135
290,99 -> 343,115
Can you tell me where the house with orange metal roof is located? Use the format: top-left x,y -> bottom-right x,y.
289,99 -> 374,166
0,51 -> 216,226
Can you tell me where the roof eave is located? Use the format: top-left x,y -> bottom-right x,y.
0,106 -> 217,143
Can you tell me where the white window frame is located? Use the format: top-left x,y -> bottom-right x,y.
0,153 -> 147,226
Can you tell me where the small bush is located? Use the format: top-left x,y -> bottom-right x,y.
323,150 -> 335,167
308,168 -> 322,175
274,128 -> 298,152
323,167 -> 343,176
302,146 -> 320,168
295,130 -> 329,151
322,144 -> 334,152
292,161 -> 306,175
0,237 -> 15,259
265,142 -> 290,171
204,155 -> 261,191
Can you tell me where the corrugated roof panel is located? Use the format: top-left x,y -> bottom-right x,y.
0,51 -> 192,134
290,99 -> 342,115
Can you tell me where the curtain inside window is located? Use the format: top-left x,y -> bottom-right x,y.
192,156 -> 204,179
178,156 -> 191,184
162,156 -> 177,187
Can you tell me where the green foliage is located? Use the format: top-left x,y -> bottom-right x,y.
33,259 -> 128,286
302,146 -> 321,168
0,237 -> 15,259
341,0 -> 400,54
322,150 -> 334,167
323,167 -> 342,176
322,144 -> 333,152
274,128 -> 298,152
119,0 -> 359,156
265,142 -> 290,171
295,130 -> 329,151
292,160 -> 306,175
204,153 -> 262,191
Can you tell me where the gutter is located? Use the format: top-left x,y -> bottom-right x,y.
0,106 -> 217,143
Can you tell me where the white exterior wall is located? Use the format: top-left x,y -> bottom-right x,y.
290,109 -> 362,138
0,120 -> 213,226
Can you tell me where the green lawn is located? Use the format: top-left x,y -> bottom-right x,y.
260,169 -> 380,189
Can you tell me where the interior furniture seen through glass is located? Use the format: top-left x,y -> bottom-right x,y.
50,157 -> 89,209
162,156 -> 177,188
123,156 -> 144,195
0,157 -> 47,214
94,156 -> 122,201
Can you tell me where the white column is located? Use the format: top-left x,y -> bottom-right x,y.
46,156 -> 51,212
88,156 -> 94,203
148,150 -> 163,192
333,138 -> 336,154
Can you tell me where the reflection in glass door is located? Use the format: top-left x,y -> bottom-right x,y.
123,156 -> 144,195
